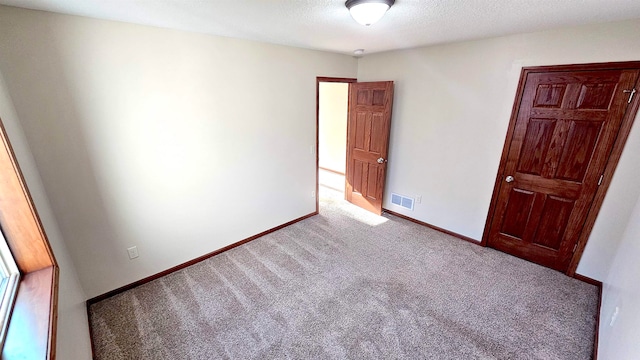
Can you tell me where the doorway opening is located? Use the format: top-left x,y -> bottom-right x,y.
316,77 -> 356,210
316,77 -> 395,215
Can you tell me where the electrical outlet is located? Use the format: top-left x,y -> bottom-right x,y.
311,190 -> 316,198
415,195 -> 422,204
127,246 -> 139,260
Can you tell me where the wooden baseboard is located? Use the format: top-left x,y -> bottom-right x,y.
383,209 -> 480,245
85,300 -> 97,359
573,273 -> 602,287
573,273 -> 602,360
86,211 -> 317,305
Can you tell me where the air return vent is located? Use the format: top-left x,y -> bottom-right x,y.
391,193 -> 414,211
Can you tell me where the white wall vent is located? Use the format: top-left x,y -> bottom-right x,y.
391,193 -> 414,211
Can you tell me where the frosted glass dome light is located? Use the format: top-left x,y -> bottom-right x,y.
346,0 -> 395,26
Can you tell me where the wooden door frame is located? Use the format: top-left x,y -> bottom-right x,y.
481,61 -> 640,276
315,77 -> 357,213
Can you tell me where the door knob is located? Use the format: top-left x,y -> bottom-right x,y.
377,157 -> 386,164
505,175 -> 514,183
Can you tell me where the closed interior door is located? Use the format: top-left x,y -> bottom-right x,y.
487,67 -> 640,272
345,81 -> 394,215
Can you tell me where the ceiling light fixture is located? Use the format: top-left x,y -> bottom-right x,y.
346,0 -> 395,26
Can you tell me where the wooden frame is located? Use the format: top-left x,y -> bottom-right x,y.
0,120 -> 59,359
315,77 -> 357,212
0,117 -> 59,359
481,61 -> 640,277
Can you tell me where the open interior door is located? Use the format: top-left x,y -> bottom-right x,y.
345,81 -> 394,215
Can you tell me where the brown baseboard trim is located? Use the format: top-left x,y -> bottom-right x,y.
382,209 -> 480,245
319,167 -> 345,176
86,211 -> 317,306
573,273 -> 602,287
573,273 -> 602,360
86,300 -> 97,359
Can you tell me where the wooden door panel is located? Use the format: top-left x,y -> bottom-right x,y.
554,120 -> 602,181
349,159 -> 383,198
534,72 -> 620,110
540,120 -> 571,178
369,113 -> 385,154
576,83 -> 617,110
353,159 -> 365,195
532,196 -> 574,250
516,118 -> 556,175
533,84 -> 565,107
500,188 -> 535,239
346,81 -> 394,215
366,164 -> 381,200
497,191 -> 575,251
487,66 -> 640,272
354,113 -> 368,150
357,89 -> 371,105
372,90 -> 385,106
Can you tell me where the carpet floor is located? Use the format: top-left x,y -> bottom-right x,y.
89,187 -> 598,359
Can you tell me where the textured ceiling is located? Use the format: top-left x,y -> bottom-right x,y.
1,0 -> 640,55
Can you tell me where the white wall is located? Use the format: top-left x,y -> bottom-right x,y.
0,6 -> 357,298
357,19 -> 640,281
598,191 -> 640,359
319,82 -> 349,173
0,70 -> 92,358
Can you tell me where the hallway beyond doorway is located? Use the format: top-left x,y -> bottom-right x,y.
319,168 -> 344,195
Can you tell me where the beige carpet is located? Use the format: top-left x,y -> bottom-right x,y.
89,186 -> 598,359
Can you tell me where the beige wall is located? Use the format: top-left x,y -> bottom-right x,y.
598,192 -> 640,359
319,82 -> 349,173
0,6 -> 357,298
0,71 -> 92,359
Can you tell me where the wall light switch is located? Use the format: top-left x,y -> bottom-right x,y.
127,246 -> 139,259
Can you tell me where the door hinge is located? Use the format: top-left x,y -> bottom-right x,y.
623,88 -> 636,104
598,174 -> 604,186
